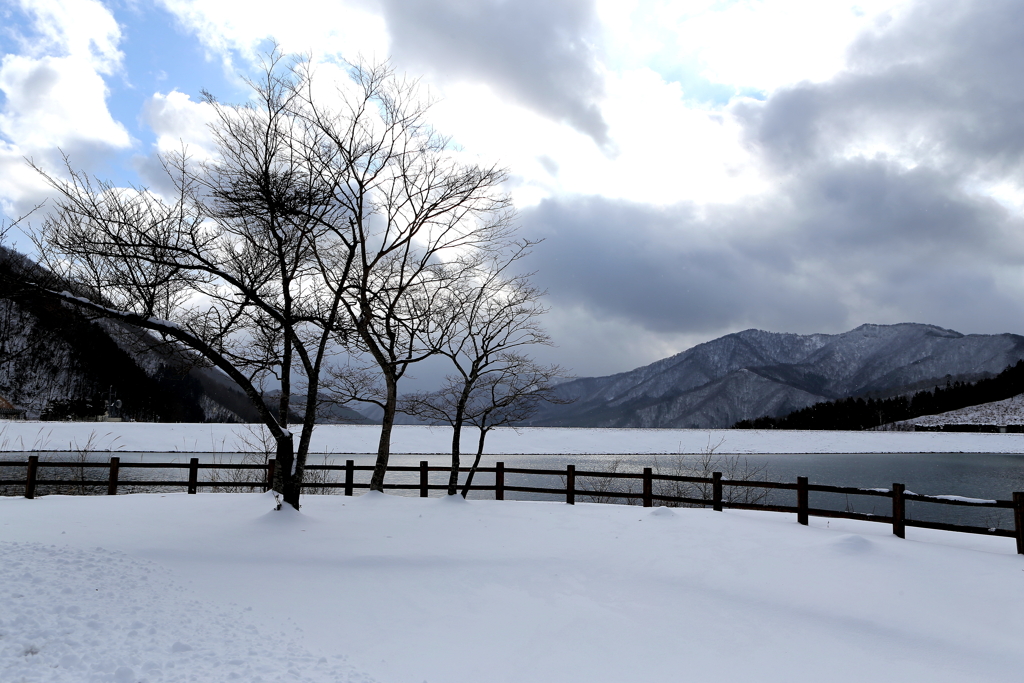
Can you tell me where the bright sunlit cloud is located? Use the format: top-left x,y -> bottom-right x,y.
597,0 -> 911,92
158,0 -> 390,68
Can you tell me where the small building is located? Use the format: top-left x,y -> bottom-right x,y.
0,394 -> 27,420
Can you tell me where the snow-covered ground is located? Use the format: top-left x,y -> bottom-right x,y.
911,394 -> 1024,427
4,421 -> 1024,454
2,492 -> 1022,683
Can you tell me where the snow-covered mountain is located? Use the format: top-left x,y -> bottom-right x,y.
528,323 -> 1024,428
0,293 -> 254,421
0,247 -> 373,424
0,246 -> 261,422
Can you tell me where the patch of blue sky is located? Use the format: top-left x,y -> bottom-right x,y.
659,64 -> 766,107
0,4 -> 44,83
0,2 -> 249,189
103,3 -> 247,186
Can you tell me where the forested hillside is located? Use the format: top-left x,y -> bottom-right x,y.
734,360 -> 1024,430
0,246 -> 375,424
0,246 -> 251,421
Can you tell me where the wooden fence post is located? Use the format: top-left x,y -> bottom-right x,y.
187,457 -> 199,494
712,471 -> 723,511
344,460 -> 354,496
1013,492 -> 1024,555
107,456 -> 120,496
420,461 -> 429,498
892,483 -> 905,539
495,462 -> 504,501
25,455 -> 38,499
566,464 -> 575,505
643,467 -> 653,507
797,476 -> 808,525
264,458 -> 276,493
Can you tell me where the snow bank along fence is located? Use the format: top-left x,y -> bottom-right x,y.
4,455 -> 1024,554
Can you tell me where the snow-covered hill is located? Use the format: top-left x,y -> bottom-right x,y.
530,323 -> 1024,428
0,292 -> 255,421
911,394 -> 1024,427
0,245 -> 257,421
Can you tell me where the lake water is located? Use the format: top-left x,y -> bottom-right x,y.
4,451 -> 1024,530
362,452 -> 1024,530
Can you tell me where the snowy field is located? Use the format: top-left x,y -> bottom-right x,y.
3,421 -> 1024,454
2,491 -> 1023,683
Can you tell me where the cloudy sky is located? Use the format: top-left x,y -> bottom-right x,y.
3,0 -> 1024,379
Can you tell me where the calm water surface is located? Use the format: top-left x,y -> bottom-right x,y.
363,452 -> 1024,529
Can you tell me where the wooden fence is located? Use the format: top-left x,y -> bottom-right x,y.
3,455 -> 1023,554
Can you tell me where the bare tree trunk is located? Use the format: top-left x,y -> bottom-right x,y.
447,386 -> 471,495
273,432 -> 299,508
295,387 -> 319,482
460,427 -> 490,498
275,334 -> 298,508
370,374 -> 399,492
447,420 -> 461,496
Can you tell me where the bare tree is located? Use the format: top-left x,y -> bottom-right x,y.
23,52 -> 351,510
459,358 -> 567,497
406,355 -> 568,497
24,52 -> 517,501
401,244 -> 556,495
300,61 -> 514,492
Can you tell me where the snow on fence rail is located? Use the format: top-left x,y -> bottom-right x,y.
4,455 -> 1024,554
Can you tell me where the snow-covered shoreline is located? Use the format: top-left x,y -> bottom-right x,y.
2,421 -> 1024,454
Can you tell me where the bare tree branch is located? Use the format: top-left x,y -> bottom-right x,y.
301,60 -> 515,491
402,244 -> 570,495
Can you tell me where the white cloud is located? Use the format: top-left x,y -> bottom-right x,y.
428,67 -> 769,209
0,53 -> 130,152
0,0 -> 131,214
155,0 -> 783,212
158,0 -> 390,68
11,0 -> 123,72
0,141 -> 51,218
1,0 -> 129,150
588,69 -> 769,204
597,0 -> 910,93
142,90 -> 217,157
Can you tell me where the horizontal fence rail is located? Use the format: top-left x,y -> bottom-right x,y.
3,455 -> 1023,554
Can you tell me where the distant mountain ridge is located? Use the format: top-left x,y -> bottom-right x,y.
526,323 -> 1024,428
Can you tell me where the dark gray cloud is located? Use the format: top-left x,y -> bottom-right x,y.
510,0 -> 1024,376
380,0 -> 609,147
737,0 -> 1024,175
519,155 -> 1024,375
